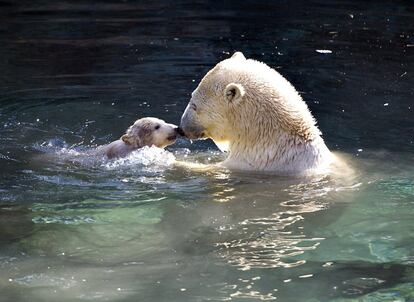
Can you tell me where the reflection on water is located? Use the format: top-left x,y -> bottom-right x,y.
214,180 -> 332,271
1,0 -> 414,301
1,147 -> 414,301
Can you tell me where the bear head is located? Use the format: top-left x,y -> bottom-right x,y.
180,52 -> 320,153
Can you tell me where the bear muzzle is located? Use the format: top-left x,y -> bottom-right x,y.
180,116 -> 206,140
179,125 -> 206,139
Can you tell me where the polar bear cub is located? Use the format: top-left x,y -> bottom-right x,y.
100,117 -> 181,159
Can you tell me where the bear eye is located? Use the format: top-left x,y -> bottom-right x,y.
191,103 -> 197,111
154,124 -> 160,130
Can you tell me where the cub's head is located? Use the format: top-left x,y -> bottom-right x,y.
121,117 -> 180,148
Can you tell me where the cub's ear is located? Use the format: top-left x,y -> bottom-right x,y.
121,134 -> 132,145
225,83 -> 245,103
231,52 -> 246,60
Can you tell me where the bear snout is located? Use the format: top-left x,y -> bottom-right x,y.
167,134 -> 177,141
179,124 -> 205,139
180,108 -> 206,139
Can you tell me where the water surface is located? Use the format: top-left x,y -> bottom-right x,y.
1,1 -> 414,301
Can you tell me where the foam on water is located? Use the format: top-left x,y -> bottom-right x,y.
102,146 -> 176,170
34,139 -> 176,171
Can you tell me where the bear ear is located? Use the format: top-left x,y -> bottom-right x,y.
225,83 -> 245,103
231,52 -> 246,60
121,134 -> 132,145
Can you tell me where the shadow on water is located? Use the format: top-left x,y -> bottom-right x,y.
0,1 -> 413,301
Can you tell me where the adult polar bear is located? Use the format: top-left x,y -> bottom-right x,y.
180,52 -> 335,175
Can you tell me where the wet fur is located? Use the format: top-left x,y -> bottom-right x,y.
180,52 -> 334,175
98,117 -> 178,159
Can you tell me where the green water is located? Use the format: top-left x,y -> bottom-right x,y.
1,148 -> 414,301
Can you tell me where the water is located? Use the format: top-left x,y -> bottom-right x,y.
1,1 -> 413,301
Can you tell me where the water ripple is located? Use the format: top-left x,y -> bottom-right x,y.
215,207 -> 325,270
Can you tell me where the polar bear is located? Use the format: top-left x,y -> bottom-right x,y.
180,52 -> 334,175
99,117 -> 181,159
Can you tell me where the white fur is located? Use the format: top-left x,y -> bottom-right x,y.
180,52 -> 334,175
97,139 -> 136,159
98,117 -> 178,159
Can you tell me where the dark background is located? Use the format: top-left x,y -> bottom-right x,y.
0,0 -> 413,155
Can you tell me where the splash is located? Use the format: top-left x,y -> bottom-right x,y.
102,146 -> 176,170
34,139 -> 176,170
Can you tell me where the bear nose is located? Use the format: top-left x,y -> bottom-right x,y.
175,127 -> 186,137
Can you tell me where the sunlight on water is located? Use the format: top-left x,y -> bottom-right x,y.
213,175 -> 363,271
